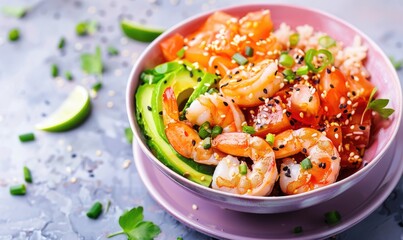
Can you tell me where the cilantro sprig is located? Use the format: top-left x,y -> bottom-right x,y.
80,46 -> 103,76
361,88 -> 394,123
108,206 -> 161,240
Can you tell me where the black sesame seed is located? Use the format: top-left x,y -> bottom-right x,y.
326,68 -> 331,74
231,99 -> 235,103
295,88 -> 300,91
147,106 -> 152,111
164,80 -> 167,84
274,70 -> 278,75
228,75 -> 232,79
237,78 -> 242,82
223,101 -> 228,106
263,88 -> 268,94
309,96 -> 313,102
272,147 -> 279,151
282,166 -> 289,171
343,109 -> 348,114
235,71 -> 240,74
359,126 -> 366,130
285,170 -> 291,178
258,97 -> 265,102
192,140 -> 196,146
331,156 -> 337,160
197,77 -> 202,82
71,153 -> 77,158
286,111 -> 291,117
352,91 -> 357,96
274,99 -> 280,104
334,127 -> 338,132
302,148 -> 307,154
214,65 -> 218,69
159,111 -> 163,115
279,144 -> 285,149
319,162 -> 326,169
189,71 -> 193,78
330,84 -> 335,88
221,83 -> 229,88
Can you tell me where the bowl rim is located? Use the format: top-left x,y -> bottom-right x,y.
126,3 -> 402,201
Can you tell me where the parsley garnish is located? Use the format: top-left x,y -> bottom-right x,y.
80,46 -> 103,76
1,6 -> 29,18
361,88 -> 394,123
107,206 -> 161,240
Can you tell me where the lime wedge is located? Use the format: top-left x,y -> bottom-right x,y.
120,19 -> 164,42
36,86 -> 91,132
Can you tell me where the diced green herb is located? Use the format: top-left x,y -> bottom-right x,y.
19,132 -> 35,142
91,82 -> 103,92
279,53 -> 294,68
1,6 -> 29,18
265,133 -> 275,146
58,37 -> 66,49
211,125 -> 223,139
65,71 -> 73,81
8,28 -> 20,42
289,33 -> 299,47
362,88 -> 394,120
76,21 -> 97,36
107,46 -> 119,56
51,64 -> 59,77
296,66 -> 309,76
10,184 -> 26,196
87,201 -> 103,219
176,48 -> 185,59
177,237 -> 183,240
305,49 -> 334,73
124,127 -> 134,144
202,137 -> 212,149
105,200 -> 112,214
283,69 -> 295,81
293,226 -> 303,234
107,206 -> 161,239
389,56 -> 402,70
232,53 -> 248,65
245,46 -> 254,57
198,121 -> 211,139
80,46 -> 103,76
239,163 -> 247,175
23,166 -> 32,183
324,210 -> 341,225
242,125 -> 256,134
300,157 -> 312,170
318,35 -> 336,49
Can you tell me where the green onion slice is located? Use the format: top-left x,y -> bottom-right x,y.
245,46 -> 254,57
239,163 -> 247,175
300,157 -> 313,170
91,82 -> 103,92
282,69 -> 295,81
19,132 -> 35,142
10,184 -> 26,196
24,166 -> 33,183
51,64 -> 59,77
266,133 -> 275,146
202,137 -> 212,149
232,53 -> 248,65
211,125 -> 223,139
8,28 -> 20,41
198,121 -> 211,139
176,48 -> 185,59
296,66 -> 309,76
318,35 -> 336,49
325,210 -> 341,225
305,49 -> 334,73
87,201 -> 103,219
289,33 -> 299,47
242,125 -> 256,134
279,53 -> 294,68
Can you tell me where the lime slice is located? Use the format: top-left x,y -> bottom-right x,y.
36,85 -> 91,132
120,19 -> 164,42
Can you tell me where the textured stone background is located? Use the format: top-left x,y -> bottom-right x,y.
0,0 -> 402,239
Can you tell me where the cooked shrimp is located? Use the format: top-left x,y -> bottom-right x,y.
185,92 -> 245,132
211,132 -> 278,196
162,87 -> 219,165
272,128 -> 341,195
219,60 -> 283,107
286,83 -> 321,125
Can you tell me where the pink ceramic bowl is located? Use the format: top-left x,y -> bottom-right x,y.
126,4 -> 402,213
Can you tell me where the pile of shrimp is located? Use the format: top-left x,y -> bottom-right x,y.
159,9 -> 378,196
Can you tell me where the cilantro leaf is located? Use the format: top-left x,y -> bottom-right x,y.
80,46 -> 103,76
1,6 -> 29,18
362,88 -> 395,122
108,206 -> 161,240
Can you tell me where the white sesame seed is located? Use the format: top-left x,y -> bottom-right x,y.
108,90 -> 116,97
107,101 -> 114,108
66,145 -> 73,152
122,159 -> 131,169
95,150 -> 102,156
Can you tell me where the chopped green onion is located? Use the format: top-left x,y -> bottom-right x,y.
242,125 -> 256,134
177,237 -> 183,240
176,48 -> 185,59
10,184 -> 26,196
107,46 -> 119,56
91,82 -> 103,92
300,157 -> 313,170
87,201 -> 103,219
211,125 -> 223,139
239,163 -> 247,175
58,37 -> 66,49
282,69 -> 295,81
318,35 -> 336,49
325,210 -> 341,225
2,6 -> 29,18
65,71 -> 73,81
305,49 -> 334,73
207,88 -> 219,94
23,166 -> 32,183
245,46 -> 254,57
51,64 -> 59,77
232,53 -> 248,65
296,66 -> 309,76
265,133 -> 275,146
293,226 -> 303,234
124,127 -> 133,144
289,33 -> 299,47
19,132 -> 35,142
76,22 -> 88,36
202,137 -> 211,149
198,121 -> 211,139
8,28 -> 20,41
279,53 -> 294,68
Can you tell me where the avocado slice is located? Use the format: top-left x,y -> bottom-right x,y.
135,61 -> 219,186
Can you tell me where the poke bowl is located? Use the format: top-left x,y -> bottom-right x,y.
126,4 -> 402,213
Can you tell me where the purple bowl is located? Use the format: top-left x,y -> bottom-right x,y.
126,3 -> 402,213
